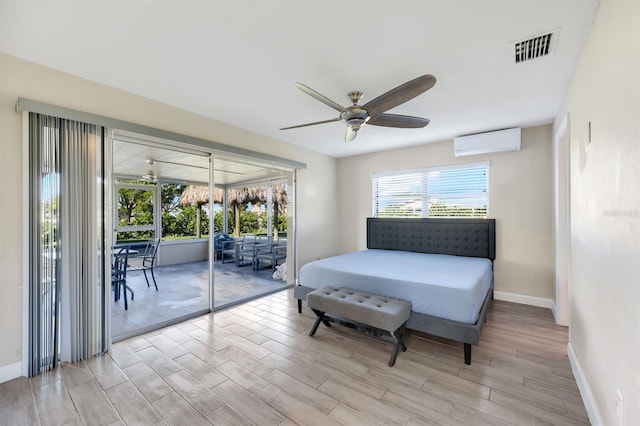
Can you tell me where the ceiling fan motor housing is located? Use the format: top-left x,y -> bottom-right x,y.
341,105 -> 369,131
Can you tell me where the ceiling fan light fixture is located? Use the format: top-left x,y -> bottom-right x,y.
142,159 -> 158,181
142,169 -> 157,181
348,118 -> 366,132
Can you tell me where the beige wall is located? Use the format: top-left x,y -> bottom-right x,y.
0,53 -> 338,375
337,125 -> 554,299
555,0 -> 640,423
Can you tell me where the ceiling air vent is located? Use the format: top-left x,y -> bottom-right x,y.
514,31 -> 558,63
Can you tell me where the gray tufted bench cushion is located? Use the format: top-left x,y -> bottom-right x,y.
306,286 -> 412,366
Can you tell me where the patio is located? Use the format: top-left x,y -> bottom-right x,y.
110,259 -> 289,340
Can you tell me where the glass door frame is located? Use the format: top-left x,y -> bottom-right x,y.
108,135 -> 214,341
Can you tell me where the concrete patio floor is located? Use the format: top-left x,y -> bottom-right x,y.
110,259 -> 289,340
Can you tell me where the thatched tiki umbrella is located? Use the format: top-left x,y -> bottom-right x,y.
180,184 -> 287,238
231,185 -> 287,238
180,186 -> 223,238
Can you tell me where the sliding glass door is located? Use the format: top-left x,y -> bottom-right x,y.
108,132 -> 298,338
110,138 -> 212,340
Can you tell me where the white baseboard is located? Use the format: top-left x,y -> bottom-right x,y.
493,291 -> 554,309
568,342 -> 603,426
0,361 -> 23,384
550,299 -> 558,321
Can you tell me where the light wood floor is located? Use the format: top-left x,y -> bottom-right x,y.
0,289 -> 589,425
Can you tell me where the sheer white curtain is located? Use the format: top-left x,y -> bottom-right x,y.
29,113 -> 106,375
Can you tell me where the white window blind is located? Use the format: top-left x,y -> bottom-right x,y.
372,162 -> 489,218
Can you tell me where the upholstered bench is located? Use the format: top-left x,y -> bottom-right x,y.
306,286 -> 412,366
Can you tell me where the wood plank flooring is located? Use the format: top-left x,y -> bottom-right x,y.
0,289 -> 589,425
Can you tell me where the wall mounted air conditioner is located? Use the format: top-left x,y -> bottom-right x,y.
454,128 -> 521,157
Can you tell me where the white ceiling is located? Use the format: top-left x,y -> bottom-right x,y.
112,131 -> 288,185
0,0 -> 599,158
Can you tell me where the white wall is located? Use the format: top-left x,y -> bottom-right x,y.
157,241 -> 208,266
336,125 -> 554,301
555,0 -> 640,424
0,53 -> 338,378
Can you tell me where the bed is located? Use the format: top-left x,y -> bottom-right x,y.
294,217 -> 496,364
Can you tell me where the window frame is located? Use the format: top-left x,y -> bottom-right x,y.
371,161 -> 490,219
114,181 -> 160,236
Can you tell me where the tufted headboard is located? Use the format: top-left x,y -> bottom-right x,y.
367,217 -> 496,260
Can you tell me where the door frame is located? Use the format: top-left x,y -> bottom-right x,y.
553,113 -> 571,326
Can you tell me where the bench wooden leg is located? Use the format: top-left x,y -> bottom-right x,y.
309,309 -> 331,336
309,316 -> 322,336
389,342 -> 401,367
297,298 -> 302,313
399,324 -> 408,352
389,323 -> 408,367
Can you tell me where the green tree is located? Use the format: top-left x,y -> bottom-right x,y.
378,205 -> 421,217
227,209 -> 235,235
214,211 -> 224,233
118,188 -> 154,226
239,210 -> 258,234
161,183 -> 185,214
277,215 -> 287,232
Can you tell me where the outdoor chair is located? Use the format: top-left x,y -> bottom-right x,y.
140,238 -> 160,291
112,246 -> 134,310
213,232 -> 233,260
221,236 -> 259,267
235,237 -> 259,267
221,237 -> 242,264
255,241 -> 287,270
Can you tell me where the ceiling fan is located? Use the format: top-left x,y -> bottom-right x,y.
141,158 -> 210,182
142,159 -> 157,182
280,74 -> 436,142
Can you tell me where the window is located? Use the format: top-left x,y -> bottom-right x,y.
372,162 -> 489,218
115,181 -> 157,243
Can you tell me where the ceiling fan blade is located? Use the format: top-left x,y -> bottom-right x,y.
363,74 -> 436,117
345,125 -> 358,143
280,117 -> 341,130
368,113 -> 430,128
295,83 -> 345,112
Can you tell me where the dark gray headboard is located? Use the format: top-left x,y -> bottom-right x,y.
367,217 -> 496,260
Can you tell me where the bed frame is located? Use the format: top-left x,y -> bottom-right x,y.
294,217 -> 496,365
